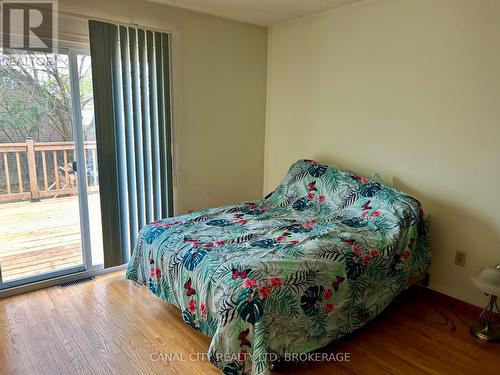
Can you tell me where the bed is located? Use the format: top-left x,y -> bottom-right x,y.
126,159 -> 431,375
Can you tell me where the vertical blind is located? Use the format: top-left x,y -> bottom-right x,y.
88,20 -> 173,268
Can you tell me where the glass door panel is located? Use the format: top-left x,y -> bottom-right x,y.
76,53 -> 103,267
0,48 -> 101,289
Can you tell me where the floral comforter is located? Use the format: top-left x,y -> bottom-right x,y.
126,159 -> 431,374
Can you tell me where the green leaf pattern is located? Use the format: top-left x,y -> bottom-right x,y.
127,160 -> 431,375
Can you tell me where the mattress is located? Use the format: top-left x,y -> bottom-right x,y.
126,159 -> 431,374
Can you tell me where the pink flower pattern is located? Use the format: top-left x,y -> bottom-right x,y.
200,302 -> 207,318
323,303 -> 336,314
128,159 -> 431,375
258,286 -> 271,299
187,299 -> 197,313
243,278 -> 257,289
400,250 -> 410,260
269,278 -> 282,288
323,289 -> 333,300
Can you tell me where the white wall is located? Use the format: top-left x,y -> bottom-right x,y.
58,0 -> 268,215
265,0 -> 500,306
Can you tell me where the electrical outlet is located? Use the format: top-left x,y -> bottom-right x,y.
455,251 -> 466,267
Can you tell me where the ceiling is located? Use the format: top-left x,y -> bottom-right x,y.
148,0 -> 364,26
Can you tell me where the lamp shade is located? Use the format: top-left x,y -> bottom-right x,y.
471,264 -> 500,296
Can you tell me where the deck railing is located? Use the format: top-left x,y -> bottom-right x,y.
0,138 -> 99,202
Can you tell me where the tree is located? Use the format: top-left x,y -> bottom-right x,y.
0,49 -> 93,143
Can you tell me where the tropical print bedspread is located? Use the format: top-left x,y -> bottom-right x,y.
126,160 -> 431,375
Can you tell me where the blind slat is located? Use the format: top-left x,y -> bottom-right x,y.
129,28 -> 146,230
161,33 -> 174,217
112,26 -> 131,262
89,21 -> 127,267
147,31 -> 162,221
138,29 -> 153,224
155,32 -> 167,219
120,26 -> 138,247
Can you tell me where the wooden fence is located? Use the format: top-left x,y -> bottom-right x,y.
0,138 -> 99,203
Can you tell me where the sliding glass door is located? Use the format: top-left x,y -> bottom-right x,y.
0,47 -> 102,289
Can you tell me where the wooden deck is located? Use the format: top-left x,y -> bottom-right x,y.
0,194 -> 102,282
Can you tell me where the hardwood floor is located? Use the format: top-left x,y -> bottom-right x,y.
0,271 -> 499,375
